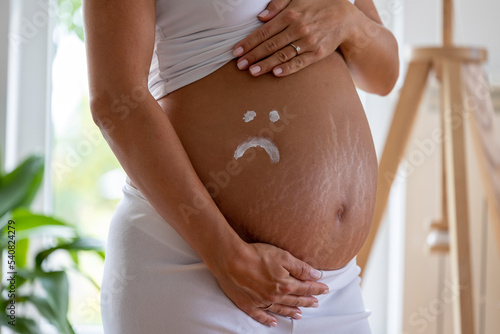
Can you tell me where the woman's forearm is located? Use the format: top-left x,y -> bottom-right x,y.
339,3 -> 399,95
91,93 -> 246,272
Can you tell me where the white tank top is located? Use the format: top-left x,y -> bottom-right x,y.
148,0 -> 355,100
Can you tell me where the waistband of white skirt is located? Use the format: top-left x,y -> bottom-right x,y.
316,257 -> 360,291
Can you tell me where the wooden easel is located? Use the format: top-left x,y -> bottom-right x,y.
357,0 -> 500,333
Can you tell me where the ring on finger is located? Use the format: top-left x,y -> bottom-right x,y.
261,303 -> 274,311
289,43 -> 301,56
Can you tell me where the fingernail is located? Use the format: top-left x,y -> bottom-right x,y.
312,302 -> 319,308
273,67 -> 283,76
258,9 -> 269,18
322,288 -> 330,295
293,312 -> 302,319
250,65 -> 261,75
270,321 -> 278,327
237,59 -> 248,70
233,46 -> 244,57
310,269 -> 322,279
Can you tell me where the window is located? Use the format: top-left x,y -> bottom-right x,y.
51,1 -> 123,332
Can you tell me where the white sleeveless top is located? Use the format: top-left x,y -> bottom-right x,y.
148,0 -> 355,100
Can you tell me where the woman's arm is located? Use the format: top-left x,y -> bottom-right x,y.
82,0 -> 328,327
339,0 -> 399,95
232,0 -> 399,96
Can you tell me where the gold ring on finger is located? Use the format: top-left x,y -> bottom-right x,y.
262,302 -> 274,311
289,43 -> 301,56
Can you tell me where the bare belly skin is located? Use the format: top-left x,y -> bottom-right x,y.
133,51 -> 378,270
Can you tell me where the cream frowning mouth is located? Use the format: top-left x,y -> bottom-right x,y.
233,137 -> 280,164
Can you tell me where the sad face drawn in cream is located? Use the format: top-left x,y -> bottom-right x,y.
234,111 -> 281,164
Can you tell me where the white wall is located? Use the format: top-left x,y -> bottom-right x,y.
403,0 -> 500,81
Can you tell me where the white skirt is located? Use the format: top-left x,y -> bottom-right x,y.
100,179 -> 372,333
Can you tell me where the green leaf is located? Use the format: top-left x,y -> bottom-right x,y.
14,238 -> 29,268
0,209 -> 77,250
0,146 -> 3,180
0,147 -> 3,181
32,271 -> 71,332
0,295 -> 29,319
15,268 -> 28,289
1,316 -> 40,334
10,208 -> 75,231
27,295 -> 68,333
13,268 -> 39,281
73,25 -> 85,41
4,268 -> 49,291
57,0 -> 84,42
38,271 -> 69,314
13,317 -> 40,334
3,208 -> 78,241
35,237 -> 104,269
0,294 -> 39,333
66,318 -> 76,334
0,155 -> 44,218
68,249 -> 79,266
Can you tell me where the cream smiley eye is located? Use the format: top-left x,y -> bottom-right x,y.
269,110 -> 280,122
243,110 -> 256,122
241,110 -> 281,123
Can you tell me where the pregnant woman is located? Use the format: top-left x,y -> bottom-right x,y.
83,0 -> 398,332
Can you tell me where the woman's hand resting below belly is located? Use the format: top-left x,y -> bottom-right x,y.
211,242 -> 330,326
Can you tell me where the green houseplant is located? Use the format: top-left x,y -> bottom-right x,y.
0,154 -> 105,334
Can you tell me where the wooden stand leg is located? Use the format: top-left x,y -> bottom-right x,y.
440,66 -> 449,234
358,60 -> 432,273
442,59 -> 475,334
462,63 -> 500,254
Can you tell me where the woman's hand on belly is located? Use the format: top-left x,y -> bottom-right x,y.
232,0 -> 399,95
232,0 -> 355,77
211,242 -> 329,327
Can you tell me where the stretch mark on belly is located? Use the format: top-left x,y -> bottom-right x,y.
234,137 -> 280,164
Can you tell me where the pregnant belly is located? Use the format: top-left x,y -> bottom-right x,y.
155,51 -> 378,270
